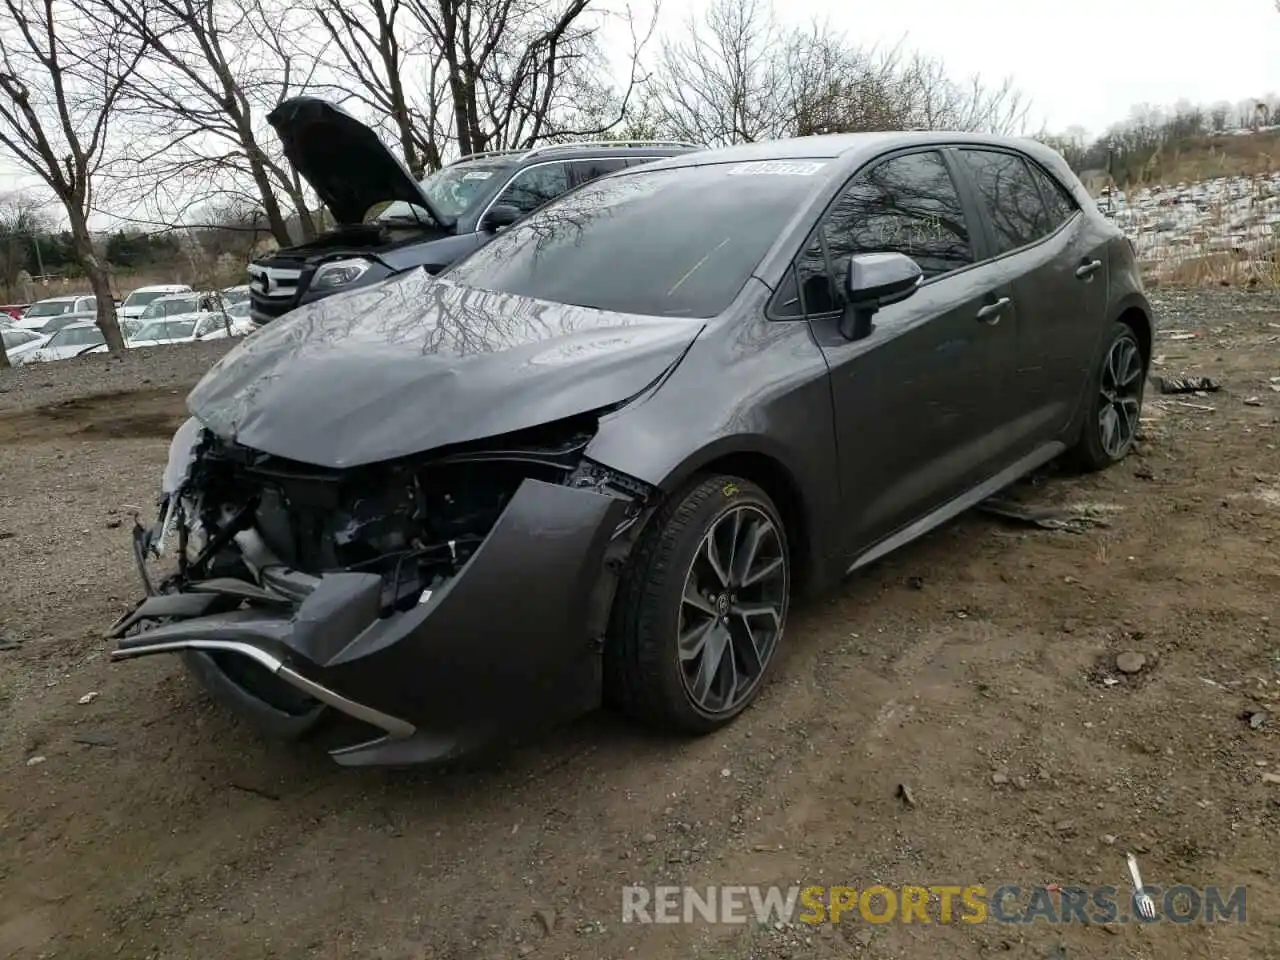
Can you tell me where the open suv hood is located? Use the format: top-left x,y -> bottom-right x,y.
267,97 -> 452,230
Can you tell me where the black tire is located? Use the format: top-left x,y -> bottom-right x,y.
1066,321 -> 1147,473
605,474 -> 791,734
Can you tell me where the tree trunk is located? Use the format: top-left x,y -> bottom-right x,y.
68,212 -> 126,352
0,336 -> 10,369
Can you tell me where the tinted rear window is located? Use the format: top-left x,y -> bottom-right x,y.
447,160 -> 828,317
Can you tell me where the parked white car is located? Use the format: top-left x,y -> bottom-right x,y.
15,295 -> 97,330
2,326 -> 49,364
119,283 -> 193,319
24,321 -> 107,362
220,284 -> 250,305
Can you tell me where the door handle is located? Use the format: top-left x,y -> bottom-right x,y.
1075,259 -> 1102,279
976,297 -> 1011,323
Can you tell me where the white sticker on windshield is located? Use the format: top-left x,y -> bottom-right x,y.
462,170 -> 494,180
726,160 -> 826,176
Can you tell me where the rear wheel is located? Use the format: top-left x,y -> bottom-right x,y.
1067,322 -> 1147,472
606,475 -> 790,733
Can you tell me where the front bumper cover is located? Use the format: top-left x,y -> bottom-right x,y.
108,477 -> 631,766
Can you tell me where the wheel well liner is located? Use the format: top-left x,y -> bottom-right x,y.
1116,305 -> 1152,365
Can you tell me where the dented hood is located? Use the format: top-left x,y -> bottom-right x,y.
186,270 -> 703,468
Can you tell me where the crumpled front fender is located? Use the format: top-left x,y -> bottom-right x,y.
110,478 -> 632,766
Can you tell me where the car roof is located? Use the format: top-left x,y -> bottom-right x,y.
54,320 -> 99,331
133,284 -> 190,292
33,295 -> 80,304
443,140 -> 703,170
152,292 -> 203,302
640,131 -> 1065,172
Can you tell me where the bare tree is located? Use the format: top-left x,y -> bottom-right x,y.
652,0 -> 1027,147
103,0 -> 332,246
404,0 -> 658,158
0,0 -> 146,350
312,0 -> 449,174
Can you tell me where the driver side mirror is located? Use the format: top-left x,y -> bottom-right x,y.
480,203 -> 522,232
838,252 -> 923,341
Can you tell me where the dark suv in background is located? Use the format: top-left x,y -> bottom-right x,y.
248,97 -> 700,324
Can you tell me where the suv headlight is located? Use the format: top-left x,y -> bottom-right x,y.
312,258 -> 372,290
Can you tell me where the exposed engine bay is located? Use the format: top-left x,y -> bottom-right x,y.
136,413 -> 656,617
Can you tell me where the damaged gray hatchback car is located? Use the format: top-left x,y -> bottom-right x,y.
108,133 -> 1153,766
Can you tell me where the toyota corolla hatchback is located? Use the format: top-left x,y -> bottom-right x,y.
109,132 -> 1152,767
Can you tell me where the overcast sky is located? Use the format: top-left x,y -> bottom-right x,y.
2,0 -> 1277,209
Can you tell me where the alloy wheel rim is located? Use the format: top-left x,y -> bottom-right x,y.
678,504 -> 788,715
1098,335 -> 1144,459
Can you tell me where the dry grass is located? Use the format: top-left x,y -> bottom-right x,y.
1138,128 -> 1280,188
16,261 -> 246,302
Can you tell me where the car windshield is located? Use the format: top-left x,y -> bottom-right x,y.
2,328 -> 38,348
134,319 -> 196,341
47,326 -> 104,348
446,160 -> 825,318
24,299 -> 75,318
221,287 -> 249,304
124,289 -> 181,307
225,300 -> 249,317
377,161 -> 509,222
141,297 -> 199,319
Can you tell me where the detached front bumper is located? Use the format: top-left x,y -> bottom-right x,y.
108,478 -> 631,766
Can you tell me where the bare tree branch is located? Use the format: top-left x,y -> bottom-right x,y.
0,0 -> 149,350
101,0 -> 336,245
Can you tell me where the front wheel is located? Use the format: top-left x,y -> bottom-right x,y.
605,475 -> 791,734
1066,322 -> 1147,472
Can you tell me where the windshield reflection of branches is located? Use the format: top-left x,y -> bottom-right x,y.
497,174 -> 665,267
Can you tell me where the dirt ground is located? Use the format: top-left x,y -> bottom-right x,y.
2,289 -> 1279,960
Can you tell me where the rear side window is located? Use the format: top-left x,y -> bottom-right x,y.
1028,163 -> 1078,228
785,150 -> 974,316
957,149 -> 1052,254
570,158 -> 628,185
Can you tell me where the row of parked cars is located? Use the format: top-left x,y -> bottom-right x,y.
1,284 -> 255,364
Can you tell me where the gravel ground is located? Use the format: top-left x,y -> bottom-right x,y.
0,340 -> 235,414
1,289 -> 1279,960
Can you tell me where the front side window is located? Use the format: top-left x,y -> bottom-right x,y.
447,161 -> 826,318
788,150 -> 974,316
957,149 -> 1051,255
493,162 -> 572,215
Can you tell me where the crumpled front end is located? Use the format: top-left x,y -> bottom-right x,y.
107,414 -> 655,766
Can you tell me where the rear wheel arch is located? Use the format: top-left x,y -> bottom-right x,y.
1115,304 -> 1152,368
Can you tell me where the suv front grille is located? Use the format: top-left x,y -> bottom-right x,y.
247,263 -> 305,322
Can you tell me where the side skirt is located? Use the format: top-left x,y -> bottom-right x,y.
846,441 -> 1066,574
